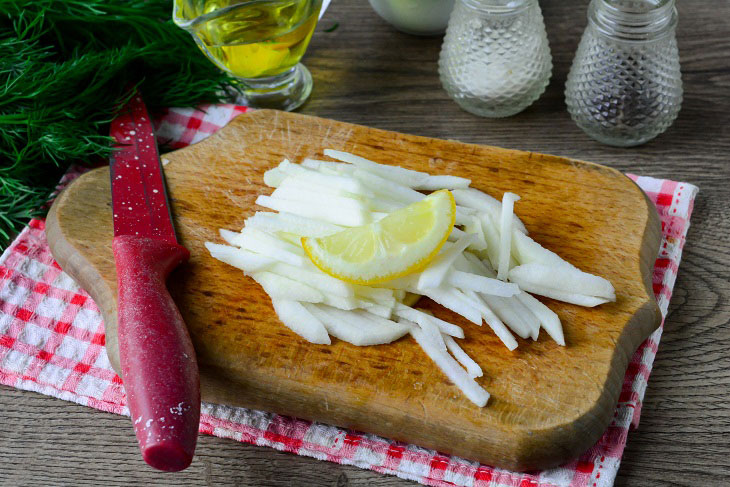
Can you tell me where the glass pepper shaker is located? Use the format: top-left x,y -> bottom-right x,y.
565,0 -> 682,147
438,0 -> 553,118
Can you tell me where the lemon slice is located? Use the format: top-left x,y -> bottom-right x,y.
302,190 -> 455,285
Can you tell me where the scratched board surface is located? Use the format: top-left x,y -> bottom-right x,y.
46,110 -> 661,470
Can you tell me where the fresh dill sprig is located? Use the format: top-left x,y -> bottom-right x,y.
0,0 -> 242,249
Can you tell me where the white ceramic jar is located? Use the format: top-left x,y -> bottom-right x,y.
368,0 -> 456,36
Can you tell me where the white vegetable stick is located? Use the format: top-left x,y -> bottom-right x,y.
239,227 -> 305,254
456,204 -> 477,215
443,335 -> 483,378
269,263 -> 354,298
272,300 -> 330,344
508,282 -> 610,307
508,263 -> 616,301
321,294 -> 360,310
204,242 -> 275,274
308,305 -> 408,346
278,159 -> 368,196
271,185 -> 370,218
516,292 -> 565,346
352,169 -> 422,204
245,211 -> 343,237
219,228 -> 243,246
301,158 -> 348,172
507,294 -> 541,340
352,285 -> 395,303
373,274 -> 417,290
498,192 -> 520,280
447,270 -> 520,297
228,229 -> 305,267
449,275 -> 518,350
414,175 -> 471,190
355,295 -> 396,311
448,227 -> 468,242
454,207 -> 474,226
480,295 -> 531,339
253,272 -> 323,303
463,217 -> 488,251
468,293 -> 518,351
394,304 -> 464,338
479,212 -> 502,269
452,188 -> 527,234
423,287 -> 482,325
417,234 -> 477,290
361,302 -> 393,319
353,309 -> 407,330
463,250 -> 497,277
278,174 -> 371,201
324,149 -> 429,187
408,325 -> 489,407
511,230 -> 570,267
330,307 -> 402,332
416,312 -> 448,352
263,166 -> 287,187
256,195 -> 369,227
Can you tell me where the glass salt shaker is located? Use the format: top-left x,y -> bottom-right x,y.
565,0 -> 682,147
438,0 -> 552,118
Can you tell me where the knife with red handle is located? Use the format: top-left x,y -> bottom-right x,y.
109,90 -> 200,472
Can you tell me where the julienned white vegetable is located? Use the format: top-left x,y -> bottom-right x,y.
307,304 -> 409,346
516,292 -> 565,346
444,335 -> 483,378
256,194 -> 370,227
447,270 -> 519,297
324,149 -> 430,187
508,262 -> 616,301
253,272 -> 323,303
415,174 -> 472,191
207,149 -> 616,408
204,242 -> 274,274
453,188 -> 527,234
497,192 -> 520,280
272,300 -> 331,345
245,211 -> 343,238
408,324 -> 490,407
417,234 -> 477,290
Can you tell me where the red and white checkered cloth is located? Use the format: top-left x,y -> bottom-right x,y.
0,105 -> 698,487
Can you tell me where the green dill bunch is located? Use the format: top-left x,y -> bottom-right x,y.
0,0 -> 242,249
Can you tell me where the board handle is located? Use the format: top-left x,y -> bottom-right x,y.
113,235 -> 200,471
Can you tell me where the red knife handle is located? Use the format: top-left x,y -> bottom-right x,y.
113,235 -> 200,472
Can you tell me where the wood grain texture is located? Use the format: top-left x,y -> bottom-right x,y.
2,0 -> 728,485
45,109 -> 661,471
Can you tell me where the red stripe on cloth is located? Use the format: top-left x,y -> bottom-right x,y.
28,219 -> 45,230
14,308 -> 33,321
382,444 -> 406,471
0,335 -> 15,348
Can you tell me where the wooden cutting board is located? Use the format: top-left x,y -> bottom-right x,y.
45,110 -> 661,471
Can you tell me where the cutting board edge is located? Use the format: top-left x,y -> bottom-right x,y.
46,175 -> 122,375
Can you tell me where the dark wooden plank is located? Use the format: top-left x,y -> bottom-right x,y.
1,0 -> 728,485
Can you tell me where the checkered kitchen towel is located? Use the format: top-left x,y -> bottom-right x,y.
0,104 -> 698,487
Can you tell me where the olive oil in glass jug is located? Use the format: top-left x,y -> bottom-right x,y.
173,0 -> 322,111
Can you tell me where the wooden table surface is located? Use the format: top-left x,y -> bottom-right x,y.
1,1 -> 728,485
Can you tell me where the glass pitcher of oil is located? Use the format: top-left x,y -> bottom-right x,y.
174,0 -> 322,111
